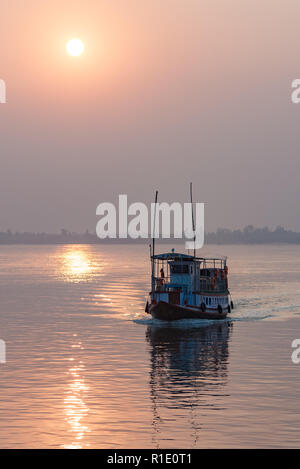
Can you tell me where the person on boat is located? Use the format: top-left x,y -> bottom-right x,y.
158,267 -> 165,288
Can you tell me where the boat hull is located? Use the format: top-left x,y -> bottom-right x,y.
150,301 -> 227,321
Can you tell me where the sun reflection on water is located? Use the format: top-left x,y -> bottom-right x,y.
59,246 -> 97,282
63,345 -> 90,449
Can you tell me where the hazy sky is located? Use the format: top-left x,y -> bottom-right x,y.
1,0 -> 300,232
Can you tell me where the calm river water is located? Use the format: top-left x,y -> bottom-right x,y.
0,244 -> 299,448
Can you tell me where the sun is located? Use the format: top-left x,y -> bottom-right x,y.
66,39 -> 85,57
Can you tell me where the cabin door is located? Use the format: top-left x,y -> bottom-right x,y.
168,292 -> 180,305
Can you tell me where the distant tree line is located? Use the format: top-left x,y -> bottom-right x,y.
205,225 -> 300,244
0,225 -> 299,244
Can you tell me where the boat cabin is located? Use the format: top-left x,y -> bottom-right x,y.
151,249 -> 229,308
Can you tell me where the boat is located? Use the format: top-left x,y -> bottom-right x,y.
146,250 -> 232,321
145,184 -> 233,321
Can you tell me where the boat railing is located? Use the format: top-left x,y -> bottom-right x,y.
153,277 -> 183,292
198,276 -> 227,293
153,275 -> 227,293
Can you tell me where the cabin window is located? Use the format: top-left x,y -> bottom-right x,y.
200,269 -> 210,277
170,264 -> 189,274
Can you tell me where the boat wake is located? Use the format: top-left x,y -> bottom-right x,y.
132,292 -> 300,326
134,316 -> 231,328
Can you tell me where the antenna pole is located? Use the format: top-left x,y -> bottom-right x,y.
151,191 -> 158,293
190,182 -> 196,258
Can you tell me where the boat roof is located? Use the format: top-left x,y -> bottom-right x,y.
152,252 -> 227,262
152,252 -> 194,261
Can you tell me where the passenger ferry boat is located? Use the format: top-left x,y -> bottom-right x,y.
146,250 -> 232,321
145,185 -> 233,321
